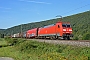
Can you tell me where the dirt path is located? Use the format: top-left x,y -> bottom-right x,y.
0,57 -> 14,60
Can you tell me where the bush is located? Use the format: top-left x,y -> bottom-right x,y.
17,41 -> 38,52
73,36 -> 79,40
40,52 -> 67,60
4,37 -> 25,46
83,33 -> 90,40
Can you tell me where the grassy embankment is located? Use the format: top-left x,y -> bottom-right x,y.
0,38 -> 90,60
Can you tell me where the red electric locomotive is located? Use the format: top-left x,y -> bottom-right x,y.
38,21 -> 73,40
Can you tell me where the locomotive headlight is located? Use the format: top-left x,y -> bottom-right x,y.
63,29 -> 66,31
69,29 -> 72,31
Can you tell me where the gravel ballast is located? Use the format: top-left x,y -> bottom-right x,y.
29,39 -> 90,47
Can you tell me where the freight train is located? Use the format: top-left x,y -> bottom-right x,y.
11,21 -> 73,40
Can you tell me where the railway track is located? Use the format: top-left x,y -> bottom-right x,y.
27,39 -> 90,47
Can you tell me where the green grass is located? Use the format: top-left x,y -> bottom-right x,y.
0,38 -> 90,60
0,38 -> 7,45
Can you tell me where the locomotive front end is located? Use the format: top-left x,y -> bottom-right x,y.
62,23 -> 73,40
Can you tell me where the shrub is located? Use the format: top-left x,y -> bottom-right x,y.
4,38 -> 25,46
83,33 -> 90,40
17,41 -> 38,52
40,52 -> 67,60
73,36 -> 79,40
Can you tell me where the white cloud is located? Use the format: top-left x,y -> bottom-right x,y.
27,0 -> 51,4
19,0 -> 52,4
0,7 -> 11,13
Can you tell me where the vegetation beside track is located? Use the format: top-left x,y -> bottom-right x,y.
0,38 -> 90,60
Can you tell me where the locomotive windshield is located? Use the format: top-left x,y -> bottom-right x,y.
62,24 -> 66,27
62,24 -> 71,27
67,24 -> 71,27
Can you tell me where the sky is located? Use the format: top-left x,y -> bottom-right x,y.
0,0 -> 90,29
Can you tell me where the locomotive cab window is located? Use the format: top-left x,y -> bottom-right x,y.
67,24 -> 71,27
62,24 -> 71,27
62,24 -> 66,27
58,25 -> 60,28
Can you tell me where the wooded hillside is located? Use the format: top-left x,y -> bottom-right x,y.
0,11 -> 90,40
0,29 -> 5,34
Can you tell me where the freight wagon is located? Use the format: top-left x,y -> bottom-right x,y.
11,33 -> 21,38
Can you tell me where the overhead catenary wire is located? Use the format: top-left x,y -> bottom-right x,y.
56,3 -> 90,22
56,1 -> 90,24
61,3 -> 90,16
55,0 -> 90,22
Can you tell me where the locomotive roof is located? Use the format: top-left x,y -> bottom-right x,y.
57,21 -> 70,24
